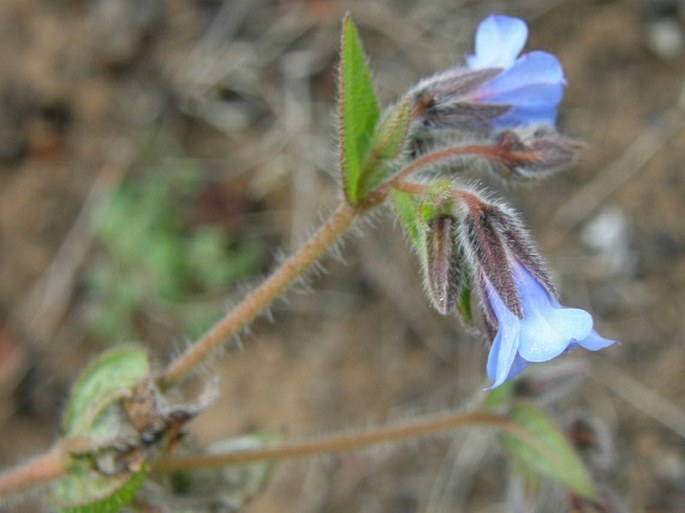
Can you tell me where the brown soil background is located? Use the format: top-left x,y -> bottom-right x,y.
1,0 -> 684,512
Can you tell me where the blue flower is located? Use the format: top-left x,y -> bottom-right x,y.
485,261 -> 615,389
465,15 -> 566,129
455,190 -> 614,389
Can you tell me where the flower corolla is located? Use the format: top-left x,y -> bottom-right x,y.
465,15 -> 566,129
485,261 -> 614,389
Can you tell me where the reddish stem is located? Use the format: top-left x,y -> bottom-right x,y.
152,410 -> 530,472
0,448 -> 67,497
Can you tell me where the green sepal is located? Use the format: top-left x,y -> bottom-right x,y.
356,97 -> 413,197
456,264 -> 473,325
499,403 -> 597,500
338,13 -> 381,204
390,188 -> 422,251
419,180 -> 456,222
372,96 -> 412,161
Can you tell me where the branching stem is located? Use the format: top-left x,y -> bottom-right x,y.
361,144 -> 498,206
160,142 -> 501,388
0,141 -> 518,498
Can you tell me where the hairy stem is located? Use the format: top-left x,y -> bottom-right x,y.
392,181 -> 427,195
361,144 -> 496,207
0,437 -> 122,499
160,142 -> 505,388
153,410 -> 524,472
158,201 -> 358,389
0,448 -> 67,498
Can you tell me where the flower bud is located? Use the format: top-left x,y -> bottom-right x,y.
488,128 -> 585,181
424,215 -> 462,315
411,67 -> 509,135
407,14 -> 567,143
456,189 -> 615,389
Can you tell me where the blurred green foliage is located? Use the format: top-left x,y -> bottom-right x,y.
87,154 -> 262,343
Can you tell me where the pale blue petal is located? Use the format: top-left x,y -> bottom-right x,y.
467,15 -> 528,69
494,104 -> 562,128
492,106 -> 558,128
486,286 -> 522,388
486,82 -> 564,109
486,351 -> 529,391
518,307 -> 593,362
486,319 -> 521,389
506,353 -> 530,381
483,259 -> 614,388
574,329 -> 616,351
512,264 -> 593,362
484,51 -> 565,92
475,52 -> 565,127
511,262 -> 554,306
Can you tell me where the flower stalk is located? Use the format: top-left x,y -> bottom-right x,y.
0,437 -> 106,498
152,410 -> 524,473
158,201 -> 358,389
0,448 -> 68,498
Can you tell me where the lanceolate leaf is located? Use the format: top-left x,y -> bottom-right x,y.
499,403 -> 597,499
338,13 -> 380,204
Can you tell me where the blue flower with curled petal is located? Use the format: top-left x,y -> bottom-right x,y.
485,261 -> 614,389
466,15 -> 566,129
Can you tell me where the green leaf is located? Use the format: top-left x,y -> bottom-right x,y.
203,435 -> 277,502
63,345 -> 150,436
147,434 -> 277,510
59,466 -> 147,513
499,403 -> 597,499
338,13 -> 380,204
418,180 -> 456,221
482,380 -> 514,411
56,346 -> 151,513
390,189 -> 422,250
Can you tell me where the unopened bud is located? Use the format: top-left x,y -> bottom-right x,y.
410,67 -> 510,136
424,215 -> 461,315
489,128 -> 585,181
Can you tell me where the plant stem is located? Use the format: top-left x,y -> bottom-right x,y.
0,436 -> 123,499
153,410 -> 523,472
158,201 -> 358,389
392,181 -> 427,195
0,447 -> 67,498
361,144 -> 496,207
159,142 -> 505,388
